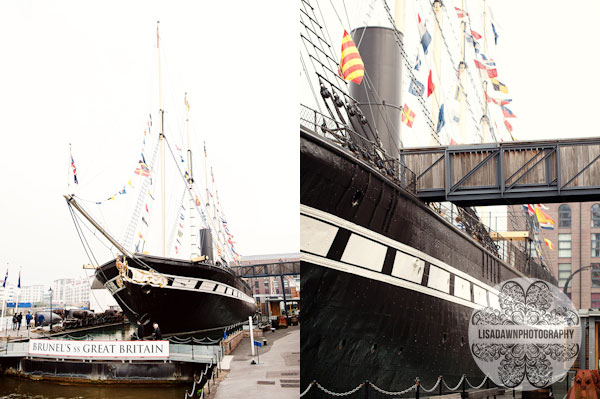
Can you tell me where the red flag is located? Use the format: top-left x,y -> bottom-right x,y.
474,60 -> 486,70
454,7 -> 468,18
504,119 -> 513,132
427,70 -> 435,97
471,30 -> 482,40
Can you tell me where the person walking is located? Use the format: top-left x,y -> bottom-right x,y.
152,322 -> 162,340
137,320 -> 145,340
16,313 -> 22,331
12,314 -> 16,330
25,312 -> 32,330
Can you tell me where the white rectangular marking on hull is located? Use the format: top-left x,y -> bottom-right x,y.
341,234 -> 387,272
391,251 -> 424,283
300,215 -> 338,256
427,265 -> 450,294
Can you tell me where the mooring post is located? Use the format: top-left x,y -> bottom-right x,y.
439,376 -> 443,396
567,371 -> 570,393
513,388 -> 515,398
416,378 -> 420,399
364,380 -> 369,399
462,375 -> 466,397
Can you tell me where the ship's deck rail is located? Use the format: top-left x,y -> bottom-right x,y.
301,105 -> 545,276
301,104 -> 417,194
0,340 -> 223,364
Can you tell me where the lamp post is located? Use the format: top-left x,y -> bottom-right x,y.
48,287 -> 53,333
562,265 -> 591,298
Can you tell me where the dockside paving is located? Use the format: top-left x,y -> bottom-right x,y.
212,326 -> 300,399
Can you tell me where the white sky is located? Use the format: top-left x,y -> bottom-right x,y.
0,1 -> 298,287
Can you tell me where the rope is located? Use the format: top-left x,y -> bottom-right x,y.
369,382 -> 418,396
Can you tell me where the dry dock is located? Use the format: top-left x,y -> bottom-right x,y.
211,325 -> 299,399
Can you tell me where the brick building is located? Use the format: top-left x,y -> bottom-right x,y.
533,202 -> 600,310
239,253 -> 300,315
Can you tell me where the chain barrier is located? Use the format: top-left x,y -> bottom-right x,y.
299,371 -> 575,398
299,381 -> 315,397
420,377 -> 442,393
369,381 -> 418,396
466,375 -> 488,390
315,381 -> 365,396
443,374 -> 466,391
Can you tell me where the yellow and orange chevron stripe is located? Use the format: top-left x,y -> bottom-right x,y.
339,30 -> 364,84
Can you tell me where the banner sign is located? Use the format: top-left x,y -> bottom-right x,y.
28,339 -> 170,359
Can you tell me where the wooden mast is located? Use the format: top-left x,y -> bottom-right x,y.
157,21 -> 166,257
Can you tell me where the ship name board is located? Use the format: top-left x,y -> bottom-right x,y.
28,339 -> 170,358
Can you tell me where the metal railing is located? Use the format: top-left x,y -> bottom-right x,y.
301,104 -> 417,194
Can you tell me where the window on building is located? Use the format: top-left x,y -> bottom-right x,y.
593,233 -> 600,257
254,281 -> 259,288
264,280 -> 269,287
593,204 -> 600,227
558,205 -> 571,228
558,263 -> 572,288
592,263 -> 600,288
558,234 -> 571,258
274,280 -> 279,288
592,293 -> 600,309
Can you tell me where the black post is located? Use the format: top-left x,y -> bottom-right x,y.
416,378 -> 420,399
364,380 -> 369,399
280,275 -> 288,317
567,371 -> 570,393
513,388 -> 515,399
439,376 -> 443,396
49,288 -> 53,333
462,375 -> 466,397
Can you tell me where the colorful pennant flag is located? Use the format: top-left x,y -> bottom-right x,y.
436,104 -> 445,134
473,60 -> 496,78
184,93 -> 190,112
135,161 -> 150,177
17,270 -> 20,289
401,104 -> 416,128
70,151 -> 78,185
504,119 -> 513,133
491,23 -> 499,45
501,105 -> 516,118
2,269 -> 7,288
427,70 -> 435,97
535,208 -> 556,230
418,14 -> 432,54
455,7 -> 469,18
414,53 -> 421,71
339,30 -> 365,84
408,79 -> 425,97
490,78 -> 508,93
195,196 -> 201,206
470,30 -> 482,40
544,238 -> 554,250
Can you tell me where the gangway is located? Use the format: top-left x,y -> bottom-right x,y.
400,138 -> 600,206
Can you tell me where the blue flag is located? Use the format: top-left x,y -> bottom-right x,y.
2,269 -> 7,288
408,79 -> 425,97
436,104 -> 445,134
414,53 -> 421,71
17,271 -> 20,289
491,23 -> 499,45
418,14 -> 431,54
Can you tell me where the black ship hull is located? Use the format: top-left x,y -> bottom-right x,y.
300,128 -> 556,392
95,254 -> 257,336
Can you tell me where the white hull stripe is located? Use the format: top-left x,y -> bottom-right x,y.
303,252 -> 481,310
301,205 -> 504,308
103,271 -> 255,305
301,204 -> 508,290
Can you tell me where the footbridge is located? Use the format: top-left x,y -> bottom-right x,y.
400,137 -> 600,206
230,261 -> 300,279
